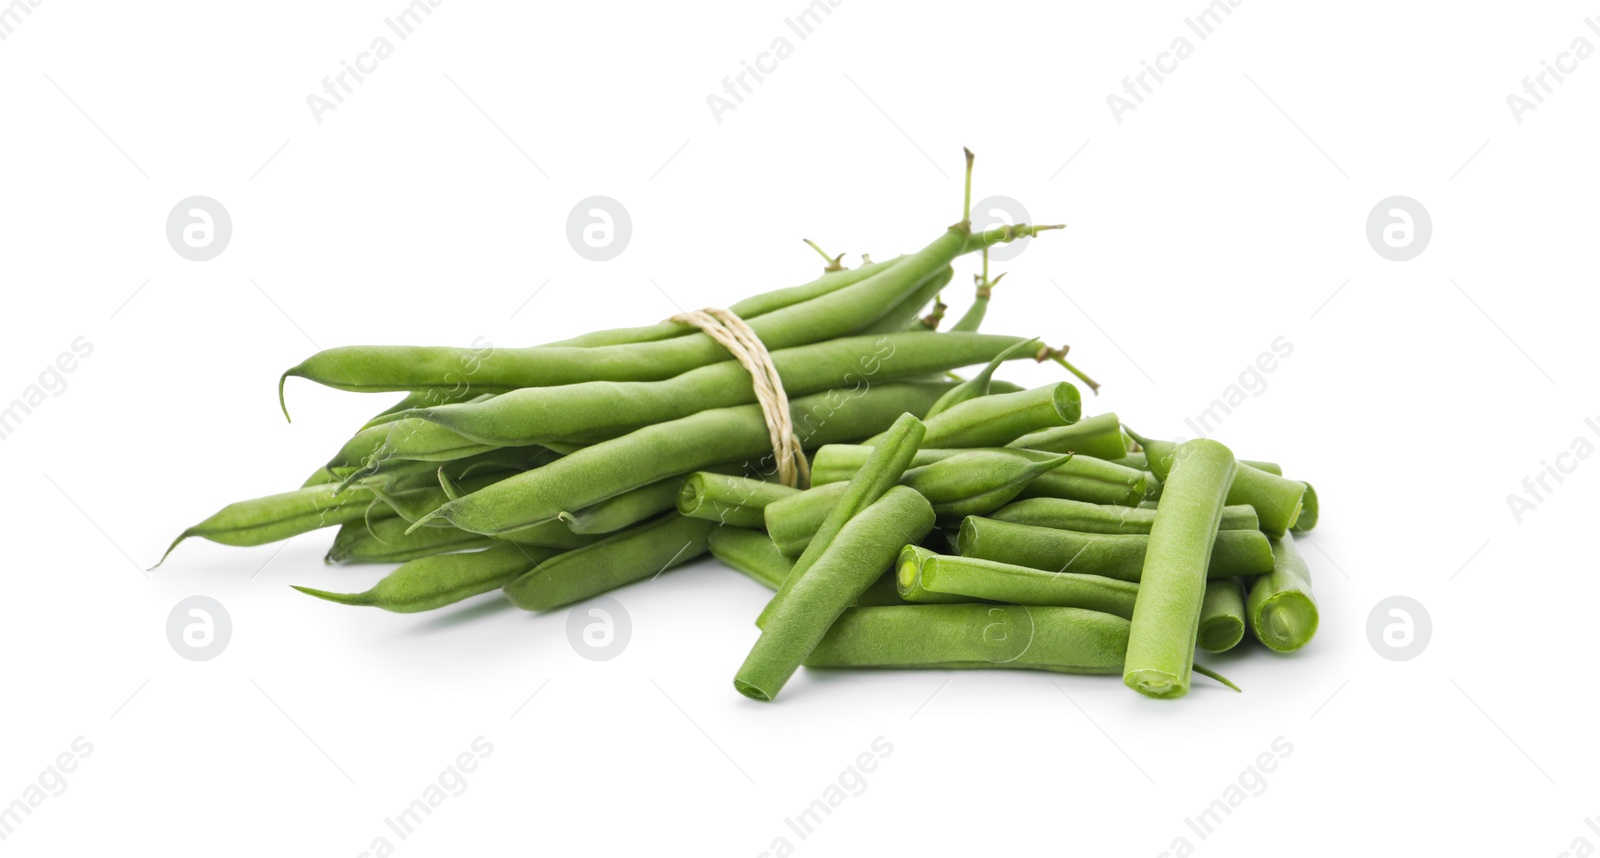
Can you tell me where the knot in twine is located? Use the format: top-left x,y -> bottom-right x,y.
667,308 -> 810,488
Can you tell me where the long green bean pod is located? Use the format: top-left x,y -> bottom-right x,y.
1124,438 -> 1237,699
677,472 -> 798,529
764,482 -> 850,557
898,546 -> 1138,617
415,382 -> 959,536
735,486 -> 936,701
918,383 -> 1081,448
803,604 -> 1130,676
922,338 -> 1040,419
294,543 -> 558,613
956,517 -> 1273,582
503,514 -> 714,611
1246,535 -> 1319,652
707,526 -> 793,590
755,414 -> 927,628
160,484 -> 384,565
327,516 -> 496,564
1009,412 -> 1128,460
562,465 -> 743,535
1197,579 -> 1247,653
991,498 -> 1259,534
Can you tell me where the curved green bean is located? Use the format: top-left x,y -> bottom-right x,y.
503,514 -> 715,611
1010,413 -> 1128,460
160,484 -> 383,565
991,498 -> 1259,534
923,338 -> 1040,419
956,517 -> 1273,582
1124,438 -> 1237,699
1197,579 -> 1247,653
1246,535 -> 1319,652
294,543 -> 557,613
736,486 -> 936,701
897,545 -> 1138,617
803,604 -> 1130,676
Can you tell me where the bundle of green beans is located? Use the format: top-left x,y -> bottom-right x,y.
162,151 -> 1323,703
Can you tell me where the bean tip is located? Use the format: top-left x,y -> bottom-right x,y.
290,584 -> 373,607
277,370 -> 296,423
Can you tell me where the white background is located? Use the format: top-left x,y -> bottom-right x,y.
2,1 -> 1596,855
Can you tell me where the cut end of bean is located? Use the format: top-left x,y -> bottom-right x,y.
1124,668 -> 1188,699
1255,593 -> 1319,653
733,678 -> 773,702
290,584 -> 376,608
1197,617 -> 1246,654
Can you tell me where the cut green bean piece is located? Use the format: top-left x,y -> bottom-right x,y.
991,498 -> 1259,535
736,486 -> 937,701
893,546 -> 980,604
1010,413 -> 1127,460
1130,432 -> 1305,537
503,514 -> 714,611
1247,535 -> 1319,652
1197,579 -> 1247,653
756,413 -> 927,628
803,604 -> 1129,676
957,517 -> 1272,583
420,382 -> 958,537
918,383 -> 1081,448
901,546 -> 1137,615
1291,482 -> 1318,533
707,526 -> 793,590
922,338 -> 1040,419
1124,438 -> 1237,700
677,472 -> 798,529
562,465 -> 742,535
327,516 -> 496,564
1116,451 -> 1281,476
294,544 -> 557,613
764,482 -> 850,558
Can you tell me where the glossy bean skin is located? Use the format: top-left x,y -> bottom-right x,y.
161,484 -> 384,565
918,383 -> 1081,448
1010,413 -> 1128,460
707,526 -> 793,590
991,498 -> 1259,534
543,257 -> 904,348
1246,535 -> 1319,652
1197,579 -> 1247,653
327,516 -> 496,564
803,604 -> 1129,676
294,543 -> 558,613
677,472 -> 799,529
735,486 -> 936,701
755,414 -> 927,628
282,226 -> 981,397
422,382 -> 958,536
956,517 -> 1273,582
1131,432 -> 1305,537
1124,438 -> 1237,700
502,514 -> 714,611
898,545 -> 1137,617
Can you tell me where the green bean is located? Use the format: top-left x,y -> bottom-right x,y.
340,333 -> 1030,462
855,570 -> 913,607
922,338 -> 1040,419
1124,438 -> 1237,699
1010,413 -> 1128,460
918,383 -> 1081,448
950,262 -> 999,333
1246,535 -> 1319,652
755,413 -> 927,627
897,545 -> 1138,617
707,526 -> 793,590
495,519 -> 603,550
543,257 -> 904,348
1291,482 -> 1319,532
368,473 -> 504,524
991,498 -> 1259,534
893,546 -> 981,604
1117,450 -> 1282,476
281,220 -> 1034,401
813,445 -> 1129,486
1129,431 -> 1305,537
564,465 -> 743,534
905,292 -> 947,331
803,604 -> 1129,676
160,484 -> 383,565
419,382 -> 957,536
327,516 -> 497,564
901,449 -> 1073,523
338,445 -> 554,496
1197,579 -> 1247,653
764,482 -> 849,558
864,267 -> 954,334
503,514 -> 715,611
1014,472 -> 1144,506
956,517 -> 1273,582
735,486 -> 936,700
293,543 -> 557,613
677,472 -> 799,529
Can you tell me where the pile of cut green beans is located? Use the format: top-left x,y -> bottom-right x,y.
165,152 -> 1321,701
